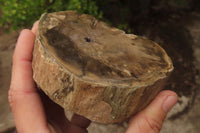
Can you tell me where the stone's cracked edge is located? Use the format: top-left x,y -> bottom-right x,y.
32,11 -> 173,124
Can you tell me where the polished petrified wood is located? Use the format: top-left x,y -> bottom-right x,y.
32,11 -> 173,124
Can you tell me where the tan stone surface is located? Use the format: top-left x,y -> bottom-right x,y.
32,11 -> 173,124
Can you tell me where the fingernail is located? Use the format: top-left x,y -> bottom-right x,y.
31,21 -> 39,35
162,95 -> 177,113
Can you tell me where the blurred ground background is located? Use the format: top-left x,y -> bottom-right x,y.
0,0 -> 200,133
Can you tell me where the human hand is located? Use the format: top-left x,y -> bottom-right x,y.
9,21 -> 91,133
9,21 -> 177,133
126,91 -> 177,133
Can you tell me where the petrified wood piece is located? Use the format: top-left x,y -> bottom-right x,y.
32,11 -> 173,124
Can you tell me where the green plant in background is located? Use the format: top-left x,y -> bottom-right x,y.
0,0 -> 103,30
0,0 -> 196,32
67,0 -> 103,18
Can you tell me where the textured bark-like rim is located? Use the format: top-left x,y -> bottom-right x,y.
32,11 -> 174,124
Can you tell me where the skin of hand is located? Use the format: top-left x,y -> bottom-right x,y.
9,21 -> 178,133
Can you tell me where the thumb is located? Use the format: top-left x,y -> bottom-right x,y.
126,90 -> 178,133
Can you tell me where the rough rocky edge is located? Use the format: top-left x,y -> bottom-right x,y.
32,11 -> 173,124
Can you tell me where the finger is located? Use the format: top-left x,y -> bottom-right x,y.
31,21 -> 39,35
11,29 -> 36,90
126,90 -> 177,133
71,114 -> 91,129
9,29 -> 49,133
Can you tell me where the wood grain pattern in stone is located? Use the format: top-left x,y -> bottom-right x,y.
32,11 -> 173,124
